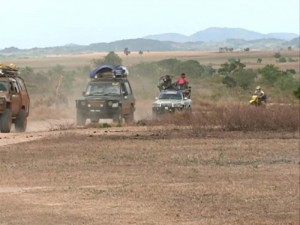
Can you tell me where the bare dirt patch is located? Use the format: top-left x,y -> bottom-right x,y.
0,126 -> 299,225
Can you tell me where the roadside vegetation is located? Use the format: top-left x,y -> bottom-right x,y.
8,50 -> 299,131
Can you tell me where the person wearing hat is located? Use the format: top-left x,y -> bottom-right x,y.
254,86 -> 267,103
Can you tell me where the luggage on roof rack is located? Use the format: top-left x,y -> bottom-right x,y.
0,63 -> 18,76
89,65 -> 128,79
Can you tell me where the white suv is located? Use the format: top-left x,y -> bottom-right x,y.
152,90 -> 192,115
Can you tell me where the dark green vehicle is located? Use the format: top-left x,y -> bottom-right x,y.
75,65 -> 135,125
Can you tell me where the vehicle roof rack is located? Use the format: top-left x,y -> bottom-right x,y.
0,64 -> 19,77
89,65 -> 128,79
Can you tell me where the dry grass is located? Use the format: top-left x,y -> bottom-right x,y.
2,50 -> 299,71
149,103 -> 300,133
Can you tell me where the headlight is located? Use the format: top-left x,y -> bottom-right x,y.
0,98 -> 5,105
80,101 -> 86,106
112,102 -> 119,108
108,101 -> 113,106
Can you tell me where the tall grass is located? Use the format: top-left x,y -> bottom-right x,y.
150,102 -> 300,132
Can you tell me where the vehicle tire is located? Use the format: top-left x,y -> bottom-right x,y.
113,107 -> 123,124
76,110 -> 86,125
124,107 -> 134,124
15,109 -> 27,132
0,108 -> 12,133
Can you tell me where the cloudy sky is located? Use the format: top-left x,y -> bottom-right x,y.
0,0 -> 299,49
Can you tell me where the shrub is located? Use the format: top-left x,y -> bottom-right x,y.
278,56 -> 287,63
294,86 -> 300,99
174,60 -> 204,77
273,52 -> 281,58
232,69 -> 257,90
222,76 -> 236,88
259,64 -> 282,85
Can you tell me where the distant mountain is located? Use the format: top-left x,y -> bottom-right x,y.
284,36 -> 300,47
144,27 -> 299,43
144,33 -> 190,43
0,28 -> 299,56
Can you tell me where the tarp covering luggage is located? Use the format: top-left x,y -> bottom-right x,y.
89,65 -> 129,79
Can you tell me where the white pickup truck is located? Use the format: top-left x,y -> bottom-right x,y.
152,90 -> 192,115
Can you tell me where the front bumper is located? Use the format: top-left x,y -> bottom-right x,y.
152,106 -> 183,114
76,99 -> 120,120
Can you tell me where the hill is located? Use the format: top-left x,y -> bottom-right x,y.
144,27 -> 298,43
0,27 -> 299,56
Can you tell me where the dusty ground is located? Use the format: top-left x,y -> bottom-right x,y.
0,120 -> 299,225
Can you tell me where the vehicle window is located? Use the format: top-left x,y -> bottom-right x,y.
159,92 -> 182,100
16,78 -> 26,91
124,82 -> 132,95
0,81 -> 8,92
11,81 -> 20,93
121,83 -> 128,95
85,82 -> 120,95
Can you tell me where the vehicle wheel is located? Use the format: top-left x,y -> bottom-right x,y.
113,107 -> 123,124
76,110 -> 86,125
15,109 -> 27,132
0,108 -> 12,133
124,107 -> 134,124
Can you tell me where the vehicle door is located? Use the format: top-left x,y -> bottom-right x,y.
121,81 -> 135,114
10,80 -> 22,116
16,78 -> 30,115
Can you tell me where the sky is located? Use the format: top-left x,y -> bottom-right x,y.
0,0 -> 299,49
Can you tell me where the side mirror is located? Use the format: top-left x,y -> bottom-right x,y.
82,91 -> 85,96
184,97 -> 188,100
155,97 -> 158,100
124,95 -> 128,99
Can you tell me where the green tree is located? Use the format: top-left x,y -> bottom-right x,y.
124,48 -> 130,56
92,51 -> 122,67
232,69 -> 257,90
103,51 -> 122,65
157,58 -> 180,74
175,60 -> 204,77
259,64 -> 282,85
218,58 -> 245,75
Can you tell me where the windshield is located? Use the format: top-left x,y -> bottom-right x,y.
0,81 -> 8,92
85,82 -> 120,96
158,92 -> 182,100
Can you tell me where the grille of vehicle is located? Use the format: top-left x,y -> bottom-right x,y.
161,103 -> 172,107
88,100 -> 105,107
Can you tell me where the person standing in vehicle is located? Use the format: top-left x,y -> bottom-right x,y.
176,73 -> 189,89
